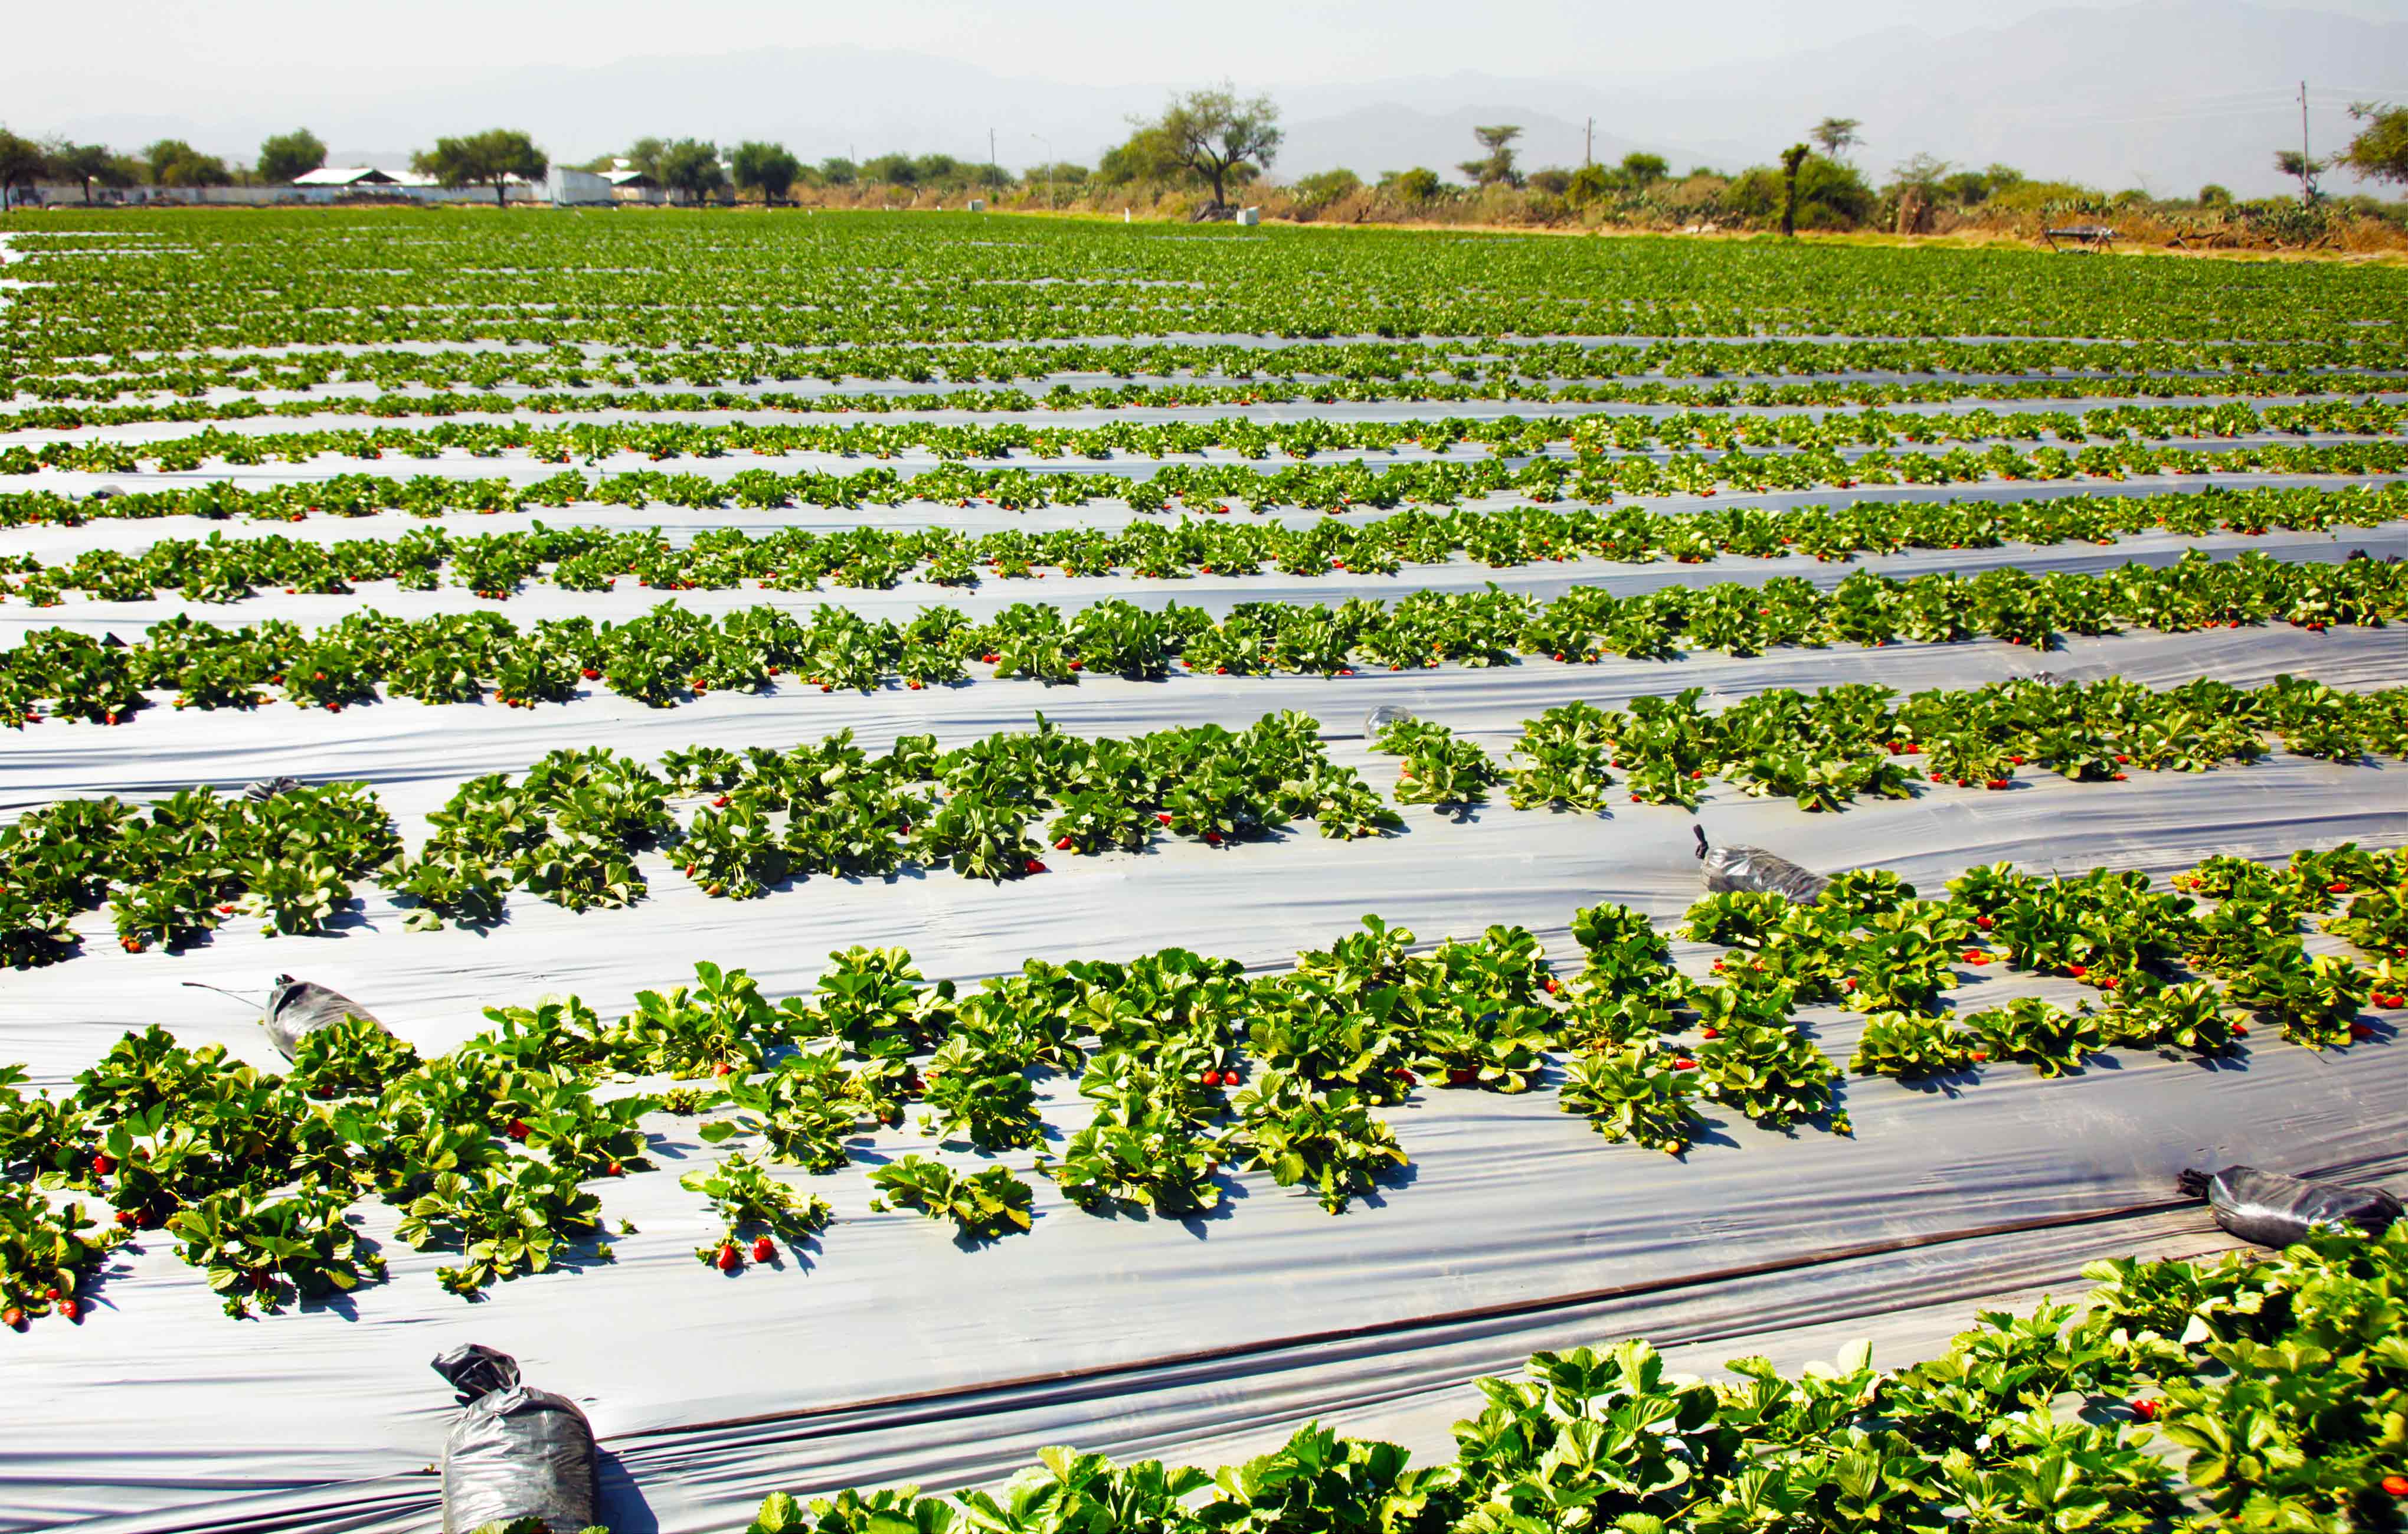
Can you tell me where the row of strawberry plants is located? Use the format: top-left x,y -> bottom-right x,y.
12,369 -> 2406,435
7,212 -> 2400,345
0,712 -> 1397,964
6,839 -> 2404,1326
1377,674 -> 2408,815
9,437 -> 2402,529
15,333 -> 2407,402
8,551 -> 2399,729
8,400 -> 2400,475
10,669 -> 2400,967
500,1228 -> 2408,1534
9,483 -> 2399,606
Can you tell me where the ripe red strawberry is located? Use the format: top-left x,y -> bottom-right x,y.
58,1299 -> 79,1322
1544,978 -> 1559,995
715,1244 -> 741,1272
712,794 -> 730,808
1671,1057 -> 1697,1071
2129,1398 -> 2159,1422
1392,1068 -> 1416,1085
2384,1474 -> 2408,1497
2098,976 -> 2117,990
116,1209 -> 136,1226
1201,1070 -> 1222,1087
1054,837 -> 1073,851
92,1153 -> 116,1176
1024,858 -> 1048,874
1700,1026 -> 1719,1039
506,1119 -> 531,1141
216,904 -> 235,916
1202,831 -> 1222,845
1985,779 -> 2008,790
42,1287 -> 59,1300
1975,915 -> 1994,928
2329,881 -> 2351,894
1221,1068 -> 1240,1086
581,667 -> 601,681
2233,1022 -> 2250,1037
1,1307 -> 21,1329
1970,1050 -> 1989,1062
1157,812 -> 1174,825
1447,1068 -> 1476,1086
713,1061 -> 732,1077
2067,964 -> 2088,978
751,1237 -> 776,1262
607,1162 -> 624,1178
2352,1023 -> 2374,1042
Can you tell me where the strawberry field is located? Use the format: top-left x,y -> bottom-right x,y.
3,209 -> 2406,1533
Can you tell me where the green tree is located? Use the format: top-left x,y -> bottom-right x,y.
2338,102 -> 2408,191
1146,83 -> 1282,211
143,139 -> 233,188
1096,125 -> 1185,186
256,129 -> 326,184
817,156 -> 858,186
861,153 -> 918,187
411,129 -> 545,205
1289,168 -> 1362,212
1810,117 -> 1862,159
2275,148 -> 2329,204
1725,152 -> 1873,231
1566,163 -> 1612,204
730,142 -> 801,204
1620,152 -> 1668,188
1382,166 -> 1443,203
1458,125 -> 1523,188
649,139 -> 725,202
45,141 -> 136,204
0,129 -> 46,208
2198,183 -> 2234,207
1779,142 -> 1811,236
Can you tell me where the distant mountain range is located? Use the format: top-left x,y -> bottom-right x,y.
28,0 -> 2408,199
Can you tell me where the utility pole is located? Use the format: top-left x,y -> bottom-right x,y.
1584,117 -> 1594,167
2299,81 -> 2313,204
989,127 -> 997,172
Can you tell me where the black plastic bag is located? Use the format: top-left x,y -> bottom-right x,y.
433,1345 -> 598,1534
2177,1165 -> 2402,1249
1693,825 -> 1829,905
244,775 -> 303,802
263,974 -> 384,1058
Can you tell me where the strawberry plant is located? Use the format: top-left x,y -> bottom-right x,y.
1045,1107 -> 1223,1218
1848,1012 -> 1981,1078
1219,1072 -> 1406,1214
1967,997 -> 2104,1078
395,1159 -> 604,1295
867,1156 -> 1035,1240
1558,1045 -> 1701,1153
918,1036 -> 1044,1151
679,1152 -> 833,1260
0,1182 -> 123,1321
2099,982 -> 2239,1055
1694,1021 -> 1847,1133
163,1188 -> 384,1317
288,1017 -> 422,1099
698,1064 -> 863,1172
2223,946 -> 2370,1049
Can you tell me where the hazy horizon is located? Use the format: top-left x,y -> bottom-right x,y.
8,0 -> 2407,198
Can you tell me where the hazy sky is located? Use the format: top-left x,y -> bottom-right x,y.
12,0 -> 2402,92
